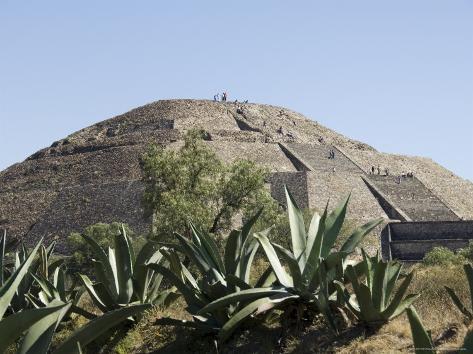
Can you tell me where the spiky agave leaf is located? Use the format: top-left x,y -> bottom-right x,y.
406,306 -> 435,354
343,256 -> 418,325
18,301 -> 72,354
0,239 -> 42,319
0,305 -> 67,353
284,186 -> 307,271
52,304 -> 152,354
445,264 -> 473,322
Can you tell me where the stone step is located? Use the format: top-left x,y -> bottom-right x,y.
367,175 -> 458,221
285,143 -> 363,173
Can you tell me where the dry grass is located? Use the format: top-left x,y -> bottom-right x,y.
409,264 -> 468,329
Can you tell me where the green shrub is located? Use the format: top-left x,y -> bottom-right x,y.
458,241 -> 473,261
422,246 -> 466,266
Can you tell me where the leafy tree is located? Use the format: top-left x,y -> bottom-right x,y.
141,130 -> 284,241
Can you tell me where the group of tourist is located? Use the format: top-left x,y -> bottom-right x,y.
213,92 -> 249,104
213,92 -> 228,101
370,165 -> 389,176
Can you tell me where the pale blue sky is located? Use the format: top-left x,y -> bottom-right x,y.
1,1 -> 472,180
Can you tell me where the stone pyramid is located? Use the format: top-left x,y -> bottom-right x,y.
1,99 -> 472,254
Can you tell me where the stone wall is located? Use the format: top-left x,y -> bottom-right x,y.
206,141 -> 297,172
26,180 -> 149,253
207,130 -> 266,143
381,221 -> 473,261
268,172 -> 309,208
0,189 -> 58,240
306,171 -> 388,221
1,145 -> 146,192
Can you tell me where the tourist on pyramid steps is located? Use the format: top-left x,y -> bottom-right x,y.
371,166 -> 375,174
213,94 -> 218,101
385,168 -> 389,176
222,92 -> 227,102
377,165 -> 380,175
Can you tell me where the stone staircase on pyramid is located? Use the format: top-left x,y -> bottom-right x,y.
365,175 -> 459,222
282,143 -> 363,173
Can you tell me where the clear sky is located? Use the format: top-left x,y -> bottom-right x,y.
1,1 -> 472,180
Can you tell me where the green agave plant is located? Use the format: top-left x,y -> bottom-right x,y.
336,250 -> 418,326
0,232 -> 152,354
407,307 -> 473,354
151,209 -> 280,338
445,263 -> 473,322
2,237 -> 62,314
78,225 -> 176,313
28,266 -> 95,321
18,300 -> 151,354
197,186 -> 383,339
0,235 -> 53,352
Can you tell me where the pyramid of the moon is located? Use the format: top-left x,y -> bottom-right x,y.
1,99 -> 473,255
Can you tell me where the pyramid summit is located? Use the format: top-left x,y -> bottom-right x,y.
1,99 -> 472,258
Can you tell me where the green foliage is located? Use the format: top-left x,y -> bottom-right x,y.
199,186 -> 383,339
406,306 -> 435,354
336,250 -> 419,326
67,222 -> 134,271
152,211 -> 276,341
3,239 -> 62,314
458,241 -> 473,262
52,304 -> 152,354
27,266 -> 93,321
141,130 -> 282,240
445,263 -> 473,322
423,246 -> 466,266
78,224 -> 176,313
